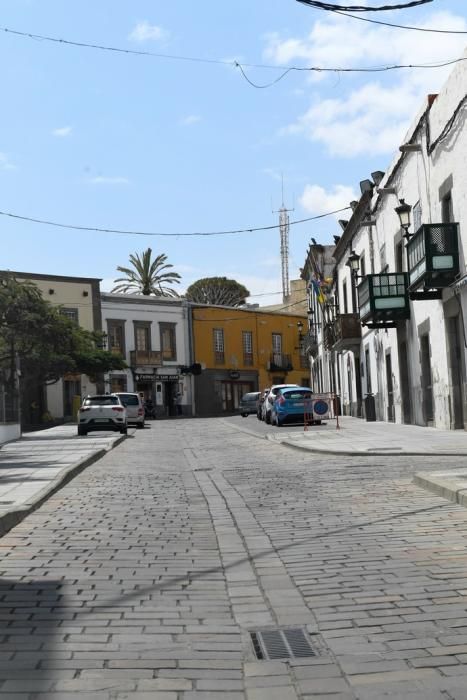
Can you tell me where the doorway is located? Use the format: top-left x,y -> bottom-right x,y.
447,315 -> 465,429
385,351 -> 395,422
398,340 -> 412,424
420,333 -> 434,425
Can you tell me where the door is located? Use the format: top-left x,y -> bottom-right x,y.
420,334 -> 434,425
448,315 -> 465,429
398,340 -> 412,424
385,352 -> 395,422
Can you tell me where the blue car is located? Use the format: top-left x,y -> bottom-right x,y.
270,387 -> 315,427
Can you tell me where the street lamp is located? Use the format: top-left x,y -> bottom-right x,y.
395,199 -> 412,240
346,250 -> 360,277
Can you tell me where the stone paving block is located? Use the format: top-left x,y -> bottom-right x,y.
246,688 -> 298,700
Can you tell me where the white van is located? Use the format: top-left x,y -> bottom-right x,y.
112,392 -> 145,428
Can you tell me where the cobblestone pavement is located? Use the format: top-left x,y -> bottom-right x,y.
2,419 -> 467,698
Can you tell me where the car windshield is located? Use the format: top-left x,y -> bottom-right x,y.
281,390 -> 313,401
116,394 -> 139,406
83,396 -> 120,406
242,393 -> 260,401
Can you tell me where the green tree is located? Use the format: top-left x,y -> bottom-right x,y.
185,277 -> 250,307
0,275 -> 126,389
112,248 -> 181,296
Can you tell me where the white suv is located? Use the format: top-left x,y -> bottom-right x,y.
261,384 -> 299,424
77,395 -> 128,436
112,392 -> 145,428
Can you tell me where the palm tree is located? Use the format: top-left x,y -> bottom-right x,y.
112,248 -> 181,297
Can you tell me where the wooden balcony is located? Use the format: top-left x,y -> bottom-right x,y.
327,314 -> 361,352
358,273 -> 409,328
130,350 -> 162,367
407,223 -> 459,296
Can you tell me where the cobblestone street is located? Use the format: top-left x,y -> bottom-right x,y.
2,419 -> 467,698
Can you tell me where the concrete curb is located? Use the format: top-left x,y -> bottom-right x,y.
414,471 -> 467,507
0,434 -> 126,537
220,418 -> 467,457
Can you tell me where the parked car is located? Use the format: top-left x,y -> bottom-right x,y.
239,391 -> 261,417
77,394 -> 127,436
257,388 -> 270,421
261,384 -> 299,424
112,392 -> 145,428
271,386 -> 314,427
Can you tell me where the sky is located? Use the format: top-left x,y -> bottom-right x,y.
1,0 -> 467,304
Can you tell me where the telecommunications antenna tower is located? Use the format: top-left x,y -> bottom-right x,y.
273,176 -> 293,302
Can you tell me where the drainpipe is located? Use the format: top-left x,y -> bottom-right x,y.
185,302 -> 196,417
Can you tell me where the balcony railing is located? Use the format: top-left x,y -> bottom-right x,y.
268,353 -> 293,372
303,329 -> 319,358
358,273 -> 410,328
326,314 -> 361,352
407,223 -> 459,292
130,350 -> 162,367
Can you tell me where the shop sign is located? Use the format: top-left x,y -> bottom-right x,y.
229,371 -> 240,379
135,373 -> 155,382
157,374 -> 180,382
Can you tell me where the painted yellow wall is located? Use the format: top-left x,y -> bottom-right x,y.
192,306 -> 309,390
19,278 -> 96,331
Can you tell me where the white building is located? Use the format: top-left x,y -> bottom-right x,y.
304,49 -> 467,430
101,293 -> 193,417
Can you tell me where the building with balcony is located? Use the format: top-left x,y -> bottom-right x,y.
101,293 -> 192,417
190,304 -> 307,416
0,270 -> 102,430
301,46 -> 467,430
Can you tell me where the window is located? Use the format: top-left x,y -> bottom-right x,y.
442,192 -> 453,224
342,281 -> 348,314
107,320 -> 125,355
60,308 -> 79,323
110,375 -> 127,393
413,200 -> 422,231
272,333 -> 282,365
360,255 -> 366,278
242,331 -> 253,366
160,323 -> 177,361
213,328 -> 225,364
134,323 -> 151,351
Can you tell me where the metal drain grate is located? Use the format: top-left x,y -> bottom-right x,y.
250,627 -> 316,660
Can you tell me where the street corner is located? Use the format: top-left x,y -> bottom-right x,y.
414,470 -> 467,507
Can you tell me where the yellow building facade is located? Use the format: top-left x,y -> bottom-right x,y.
191,305 -> 308,415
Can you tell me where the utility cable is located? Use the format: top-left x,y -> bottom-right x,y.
2,25 -> 467,90
0,206 -> 351,238
297,0 -> 433,11
331,9 -> 467,33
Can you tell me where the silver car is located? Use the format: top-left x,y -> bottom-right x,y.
112,392 -> 145,428
77,395 -> 128,436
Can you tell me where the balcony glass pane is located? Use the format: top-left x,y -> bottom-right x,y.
432,255 -> 454,269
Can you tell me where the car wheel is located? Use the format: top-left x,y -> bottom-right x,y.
120,426 -> 128,435
241,413 -> 248,418
265,412 -> 271,424
78,426 -> 87,436
276,418 -> 283,427
137,422 -> 144,429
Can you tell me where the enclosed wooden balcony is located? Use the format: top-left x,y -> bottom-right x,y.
130,350 -> 162,367
407,223 -> 459,297
327,314 -> 361,352
358,273 -> 410,328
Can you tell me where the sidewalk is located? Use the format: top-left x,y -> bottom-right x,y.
267,415 -> 467,457
0,425 -> 124,536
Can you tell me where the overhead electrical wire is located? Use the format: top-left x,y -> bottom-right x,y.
332,9 -> 467,33
0,206 -> 351,238
297,0 -> 433,12
1,25 -> 467,91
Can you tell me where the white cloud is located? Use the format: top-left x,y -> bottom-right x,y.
128,21 -> 168,43
265,11 -> 467,157
299,184 -> 357,219
87,176 -> 130,185
52,126 -> 73,137
0,152 -> 17,171
179,114 -> 201,126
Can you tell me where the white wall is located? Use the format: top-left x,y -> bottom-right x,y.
0,423 -> 20,445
